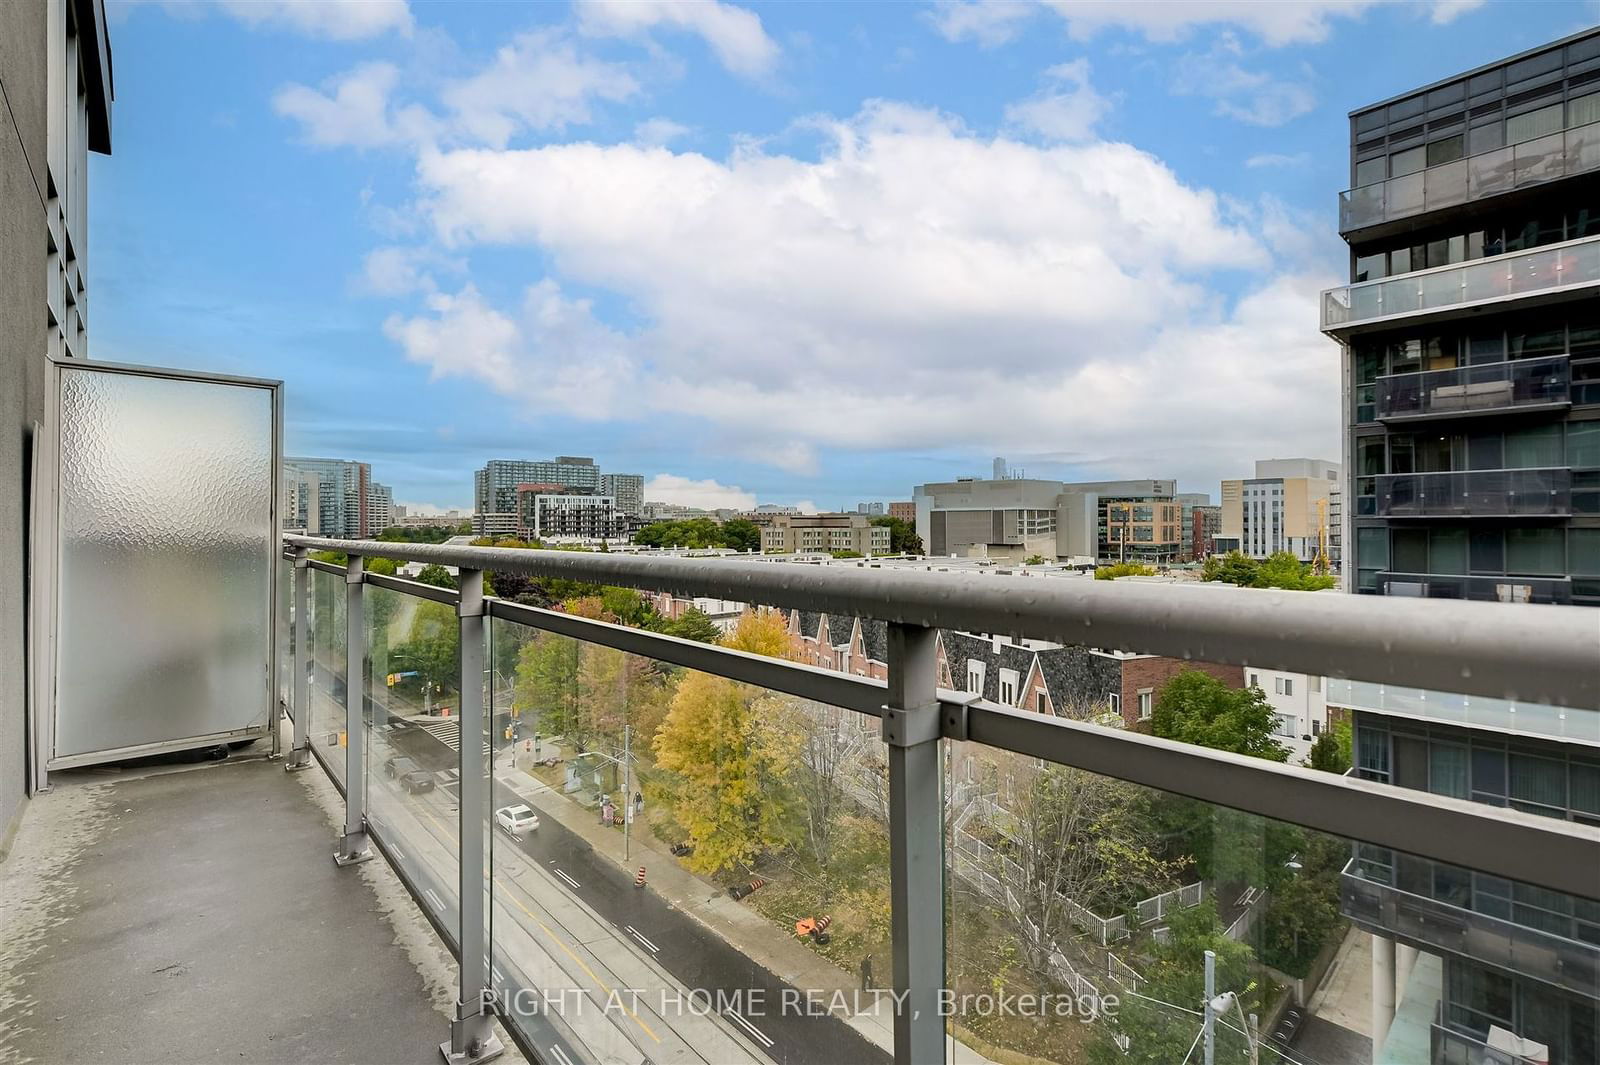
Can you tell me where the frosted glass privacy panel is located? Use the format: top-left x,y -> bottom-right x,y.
53,366 -> 277,762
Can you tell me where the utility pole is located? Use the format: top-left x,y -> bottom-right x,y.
622,723 -> 631,863
1203,948 -> 1216,1065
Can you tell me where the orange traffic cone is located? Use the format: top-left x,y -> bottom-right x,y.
635,866 -> 646,887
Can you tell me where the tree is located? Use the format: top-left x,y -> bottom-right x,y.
831,549 -> 864,558
721,518 -> 762,553
1260,831 -> 1347,977
1095,562 -> 1155,580
1202,550 -> 1335,591
870,515 -> 923,554
1307,728 -> 1351,774
662,607 -> 722,643
1152,671 -> 1289,761
651,611 -> 798,873
1023,554 -> 1047,566
514,634 -> 581,741
759,699 -> 855,872
415,563 -> 457,589
981,754 -> 1169,981
1088,901 -> 1262,1065
390,600 -> 460,706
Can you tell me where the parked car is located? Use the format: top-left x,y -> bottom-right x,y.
384,755 -> 418,779
494,804 -> 539,836
399,769 -> 435,794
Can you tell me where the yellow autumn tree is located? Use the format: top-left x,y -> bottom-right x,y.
652,610 -> 798,874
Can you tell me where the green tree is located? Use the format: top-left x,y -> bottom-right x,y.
1202,550 -> 1335,591
513,634 -> 582,742
831,549 -> 864,558
1152,671 -> 1289,761
721,518 -> 762,552
870,515 -> 923,554
390,600 -> 460,708
662,607 -> 722,643
1260,831 -> 1348,977
1307,728 -> 1351,774
414,563 -> 457,589
1095,562 -> 1156,580
1023,554 -> 1047,566
1088,901 -> 1263,1065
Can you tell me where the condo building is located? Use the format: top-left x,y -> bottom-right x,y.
1218,458 -> 1341,562
1323,29 -> 1600,1064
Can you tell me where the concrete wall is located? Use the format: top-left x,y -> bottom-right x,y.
0,0 -> 50,855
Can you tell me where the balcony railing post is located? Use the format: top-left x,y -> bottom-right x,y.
444,567 -> 504,1064
334,554 -> 373,867
285,547 -> 313,772
883,622 -> 945,1065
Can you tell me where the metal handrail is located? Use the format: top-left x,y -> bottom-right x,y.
1373,352 -> 1567,381
286,538 -> 1600,899
286,534 -> 1600,709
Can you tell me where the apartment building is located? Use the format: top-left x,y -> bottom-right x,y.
283,457 -> 379,540
1243,665 -> 1329,760
1191,504 -> 1222,561
1219,458 -> 1341,562
599,473 -> 644,518
514,484 -> 624,541
759,512 -> 890,555
888,501 -> 915,522
913,475 -> 1181,563
1323,29 -> 1600,1064
1,0 -> 114,851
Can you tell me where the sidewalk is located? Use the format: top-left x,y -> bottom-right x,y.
493,755 -> 996,1064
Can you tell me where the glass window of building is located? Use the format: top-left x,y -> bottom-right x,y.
1390,144 -> 1426,177
1506,528 -> 1564,574
1426,132 -> 1465,166
1505,100 -> 1562,144
1572,91 -> 1600,128
1468,116 -> 1504,155
1355,156 -> 1386,186
1504,424 -> 1562,467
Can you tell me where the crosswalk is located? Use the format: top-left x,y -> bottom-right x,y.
411,717 -> 492,759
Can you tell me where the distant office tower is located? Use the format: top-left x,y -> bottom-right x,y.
600,473 -> 645,518
473,457 -> 601,517
283,457 -> 378,539
1323,29 -> 1600,1065
1217,459 -> 1340,561
368,482 -> 394,532
992,457 -> 1008,480
855,502 -> 885,515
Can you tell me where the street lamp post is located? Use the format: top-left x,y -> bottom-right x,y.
1208,991 -> 1261,1065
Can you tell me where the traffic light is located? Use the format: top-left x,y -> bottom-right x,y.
386,673 -> 397,687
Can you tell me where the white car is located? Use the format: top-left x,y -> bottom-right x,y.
495,804 -> 539,836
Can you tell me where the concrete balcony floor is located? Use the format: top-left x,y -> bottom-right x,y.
0,743 -> 522,1065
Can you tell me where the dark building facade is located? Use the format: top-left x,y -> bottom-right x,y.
1325,28 -> 1600,1065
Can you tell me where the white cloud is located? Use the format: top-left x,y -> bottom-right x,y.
926,0 -> 1036,46
216,0 -> 412,39
356,245 -> 463,296
371,100 -> 1343,485
1429,0 -> 1488,24
634,117 -> 692,147
442,30 -> 641,147
644,475 -> 757,511
272,63 -> 436,148
576,0 -> 779,78
1003,59 -> 1112,142
1245,152 -> 1310,168
1172,42 -> 1316,127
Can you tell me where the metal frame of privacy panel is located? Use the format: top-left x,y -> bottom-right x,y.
32,358 -> 282,776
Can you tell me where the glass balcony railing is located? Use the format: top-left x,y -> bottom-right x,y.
275,534 -> 1600,1065
1375,355 -> 1570,422
1339,121 -> 1600,234
1342,858 -> 1600,1001
1375,467 -> 1571,518
1327,677 -> 1600,745
1377,570 -> 1574,605
1322,235 -> 1600,333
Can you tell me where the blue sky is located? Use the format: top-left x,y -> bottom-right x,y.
95,0 -> 1599,512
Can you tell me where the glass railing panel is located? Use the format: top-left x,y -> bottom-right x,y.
1388,170 -> 1425,219
1377,571 -> 1574,606
363,580 -> 466,934
1341,183 -> 1385,231
1327,678 -> 1600,745
278,558 -> 292,721
939,725 -> 1600,1065
1569,122 -> 1600,176
1376,468 -> 1571,518
1469,144 -> 1517,198
485,610 -> 894,1065
1375,355 -> 1570,419
1514,131 -> 1567,187
1424,157 -> 1468,212
309,566 -> 346,784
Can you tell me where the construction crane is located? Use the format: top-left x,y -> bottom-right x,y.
1313,497 -> 1330,576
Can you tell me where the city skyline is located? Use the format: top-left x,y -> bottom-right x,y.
92,1 -> 1597,512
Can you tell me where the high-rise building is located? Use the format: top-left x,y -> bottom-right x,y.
368,482 -> 394,533
515,485 -> 624,541
599,473 -> 645,518
473,457 -> 601,517
1323,29 -> 1600,1064
1,0 -> 114,845
1218,459 -> 1341,561
283,457 -> 377,539
1176,492 -> 1212,562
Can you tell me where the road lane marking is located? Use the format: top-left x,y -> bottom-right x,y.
625,926 -> 660,954
554,869 -> 581,890
423,888 -> 444,910
724,1009 -> 774,1049
413,806 -> 663,1047
549,1044 -> 575,1065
